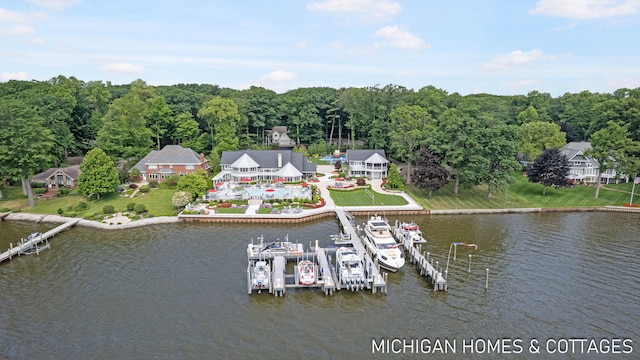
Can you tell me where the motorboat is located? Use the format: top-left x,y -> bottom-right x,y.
362,215 -> 405,272
297,260 -> 316,285
251,260 -> 271,292
247,235 -> 304,258
336,247 -> 366,290
393,221 -> 427,244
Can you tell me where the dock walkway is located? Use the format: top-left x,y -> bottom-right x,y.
0,219 -> 80,264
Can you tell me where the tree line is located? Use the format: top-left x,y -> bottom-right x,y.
1,76 -> 639,203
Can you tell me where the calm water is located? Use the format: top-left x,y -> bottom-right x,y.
0,212 -> 638,359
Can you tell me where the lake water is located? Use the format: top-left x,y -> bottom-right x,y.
0,212 -> 638,359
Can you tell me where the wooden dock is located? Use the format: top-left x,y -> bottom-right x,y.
396,229 -> 446,291
0,219 -> 80,264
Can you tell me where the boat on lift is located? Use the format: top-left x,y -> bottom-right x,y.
297,260 -> 316,285
251,260 -> 271,292
362,215 -> 405,272
393,220 -> 427,244
336,247 -> 366,290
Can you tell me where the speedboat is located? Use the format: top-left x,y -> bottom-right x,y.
252,260 -> 271,291
362,215 -> 405,272
247,235 -> 304,258
336,247 -> 366,290
394,221 -> 427,244
297,260 -> 316,285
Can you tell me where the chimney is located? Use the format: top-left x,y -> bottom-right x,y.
277,153 -> 282,168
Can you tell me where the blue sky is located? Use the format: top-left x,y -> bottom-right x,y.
2,0 -> 640,96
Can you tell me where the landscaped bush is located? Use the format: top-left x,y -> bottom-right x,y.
357,178 -> 366,186
103,204 -> 115,214
33,188 -> 46,194
57,208 -> 64,214
75,201 -> 89,211
133,203 -> 146,213
31,182 -> 47,188
139,185 -> 151,193
127,202 -> 136,211
128,183 -> 138,189
148,180 -> 159,188
57,188 -> 70,196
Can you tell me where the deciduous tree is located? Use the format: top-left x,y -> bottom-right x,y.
527,148 -> 570,195
78,148 -> 119,200
412,147 -> 449,196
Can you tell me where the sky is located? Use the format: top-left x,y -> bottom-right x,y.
2,0 -> 640,96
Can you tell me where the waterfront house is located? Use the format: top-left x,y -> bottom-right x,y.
215,150 -> 316,182
131,145 -> 209,181
346,150 -> 389,179
560,142 -> 627,184
33,165 -> 81,189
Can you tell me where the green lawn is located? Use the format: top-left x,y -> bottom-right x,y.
408,173 -> 635,210
329,188 -> 409,206
11,189 -> 178,217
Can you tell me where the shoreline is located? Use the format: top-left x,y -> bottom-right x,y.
2,205 -> 639,229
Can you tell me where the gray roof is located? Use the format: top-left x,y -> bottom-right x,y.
346,149 -> 388,163
220,150 -> 316,173
33,165 -> 81,182
561,142 -> 598,167
130,145 -> 204,173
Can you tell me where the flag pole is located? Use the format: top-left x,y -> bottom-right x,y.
630,174 -> 637,205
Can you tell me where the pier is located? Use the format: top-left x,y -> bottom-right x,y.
0,219 -> 80,264
246,210 -> 388,296
393,221 -> 446,291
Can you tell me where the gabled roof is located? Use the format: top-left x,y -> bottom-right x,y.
346,149 -> 387,163
561,142 -> 594,161
33,165 -> 81,182
220,150 -> 316,173
276,162 -> 303,177
130,145 -> 204,173
231,153 -> 260,168
365,152 -> 388,164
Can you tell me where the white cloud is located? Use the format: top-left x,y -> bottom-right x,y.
307,0 -> 402,22
1,71 -> 30,82
0,25 -> 36,36
606,76 -> 640,89
530,0 -> 640,19
0,8 -> 32,23
23,0 -> 80,11
501,79 -> 542,92
374,25 -> 429,51
483,49 -> 553,70
260,70 -> 298,82
295,40 -> 308,49
99,63 -> 146,74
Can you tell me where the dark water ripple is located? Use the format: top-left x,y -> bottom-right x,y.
0,213 -> 638,359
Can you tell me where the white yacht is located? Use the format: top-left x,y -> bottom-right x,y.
247,235 -> 304,259
362,215 -> 405,272
336,247 -> 366,290
297,260 -> 316,286
393,220 -> 427,245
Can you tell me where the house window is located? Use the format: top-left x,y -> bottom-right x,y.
149,173 -> 158,179
186,164 -> 194,170
149,164 -> 157,170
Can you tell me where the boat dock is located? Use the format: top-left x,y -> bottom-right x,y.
394,225 -> 446,291
0,219 -> 80,264
246,210 -> 388,296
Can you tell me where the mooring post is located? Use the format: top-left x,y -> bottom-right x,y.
468,254 -> 472,273
454,244 -> 457,261
426,252 -> 430,263
485,268 -> 489,290
9,243 -> 13,259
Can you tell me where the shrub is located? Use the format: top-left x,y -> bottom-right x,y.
127,202 -> 136,211
57,208 -> 64,214
128,183 -> 138,189
134,203 -> 146,213
139,185 -> 150,193
148,180 -> 159,188
75,201 -> 89,211
357,178 -> 366,186
103,204 -> 115,214
57,188 -> 70,196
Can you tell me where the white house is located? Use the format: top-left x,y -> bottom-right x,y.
560,142 -> 627,184
266,126 -> 296,148
215,150 -> 316,182
346,150 -> 389,179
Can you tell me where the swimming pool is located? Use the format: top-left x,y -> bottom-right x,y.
320,155 -> 347,164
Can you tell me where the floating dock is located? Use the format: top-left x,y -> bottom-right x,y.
0,219 -> 80,264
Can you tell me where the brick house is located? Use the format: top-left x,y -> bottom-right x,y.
131,145 -> 209,181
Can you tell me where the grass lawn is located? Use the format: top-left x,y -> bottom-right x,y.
2,188 -> 177,217
329,188 -> 409,206
408,173 -> 635,210
215,207 -> 248,214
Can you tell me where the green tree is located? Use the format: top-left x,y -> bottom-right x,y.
172,112 -> 200,148
587,121 -> 637,198
172,191 -> 191,208
527,148 -> 570,195
518,121 -> 566,161
516,105 -> 540,125
198,97 -> 240,152
389,105 -> 433,183
474,125 -> 522,198
176,170 -> 210,200
147,96 -> 173,150
384,163 -> 405,190
0,99 -> 55,207
78,148 -> 120,199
